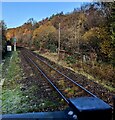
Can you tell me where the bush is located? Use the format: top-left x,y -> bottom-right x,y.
71,59 -> 115,88
46,44 -> 57,53
83,62 -> 115,87
33,40 -> 40,49
65,56 -> 76,64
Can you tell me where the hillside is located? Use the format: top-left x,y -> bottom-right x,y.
5,2 -> 115,65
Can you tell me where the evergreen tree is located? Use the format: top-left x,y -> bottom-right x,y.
110,2 -> 115,66
0,21 -> 7,58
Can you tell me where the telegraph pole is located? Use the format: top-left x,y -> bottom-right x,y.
75,22 -> 77,42
77,22 -> 81,53
75,22 -> 80,53
58,23 -> 61,61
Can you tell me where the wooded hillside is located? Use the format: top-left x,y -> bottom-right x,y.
4,2 -> 115,67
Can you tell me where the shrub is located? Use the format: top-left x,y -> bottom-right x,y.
46,44 -> 57,53
65,55 -> 76,64
33,40 -> 40,49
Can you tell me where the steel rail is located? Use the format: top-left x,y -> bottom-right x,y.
26,50 -> 97,98
23,53 -> 69,104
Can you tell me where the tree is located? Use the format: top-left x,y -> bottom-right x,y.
33,22 -> 57,51
100,2 -> 115,65
82,27 -> 110,61
0,21 -> 7,57
109,2 -> 115,66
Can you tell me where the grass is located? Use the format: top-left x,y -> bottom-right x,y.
0,64 -> 2,84
2,88 -> 22,113
3,51 -> 22,88
2,51 -> 39,114
2,51 -> 40,114
2,51 -> 64,114
2,51 -> 23,114
35,51 -> 69,68
1,52 -> 12,84
1,52 -> 13,114
76,70 -> 115,92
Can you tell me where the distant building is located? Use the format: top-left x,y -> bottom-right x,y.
7,40 -> 12,51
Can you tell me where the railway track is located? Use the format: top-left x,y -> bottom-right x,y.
17,48 -> 113,120
2,47 -> 114,119
26,49 -> 114,107
22,49 -> 98,106
19,51 -> 68,112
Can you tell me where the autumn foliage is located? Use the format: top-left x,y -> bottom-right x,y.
4,2 -> 115,67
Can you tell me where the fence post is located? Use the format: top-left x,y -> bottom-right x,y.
113,96 -> 115,120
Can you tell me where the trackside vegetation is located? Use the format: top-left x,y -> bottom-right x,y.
2,51 -> 65,114
2,51 -> 23,113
